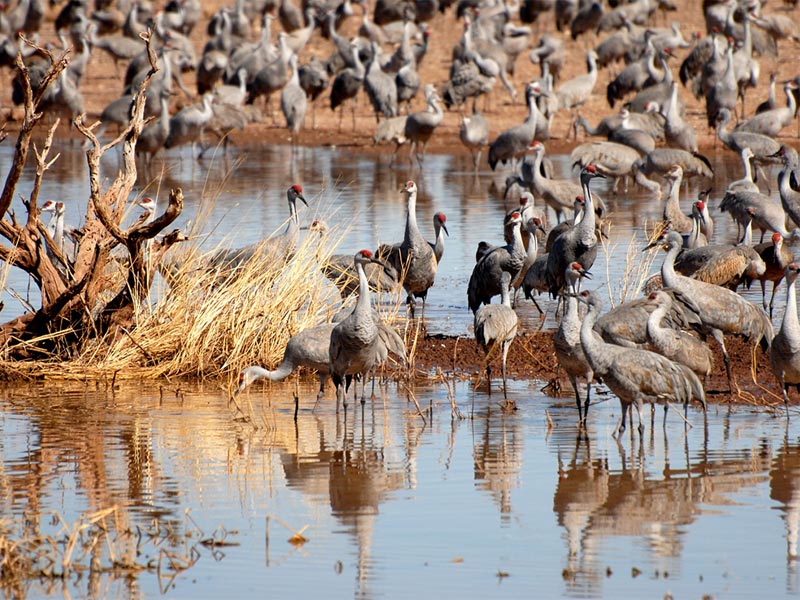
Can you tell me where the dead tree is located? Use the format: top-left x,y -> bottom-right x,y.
0,34 -> 187,359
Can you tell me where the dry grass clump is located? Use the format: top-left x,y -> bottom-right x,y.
87,218 -> 349,379
601,221 -> 666,308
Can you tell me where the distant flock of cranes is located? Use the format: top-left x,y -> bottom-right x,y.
6,0 -> 800,432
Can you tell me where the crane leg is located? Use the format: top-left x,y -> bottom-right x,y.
570,374 -> 582,425
583,380 -> 591,427
769,281 -> 781,319
486,364 -> 492,395
710,329 -> 733,391
501,341 -> 510,399
618,399 -> 628,435
635,398 -> 645,436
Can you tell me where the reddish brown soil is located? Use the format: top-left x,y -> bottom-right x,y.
3,0 -> 800,153
412,330 -> 787,407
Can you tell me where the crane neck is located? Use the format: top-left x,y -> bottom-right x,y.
53,207 -> 65,253
499,273 -> 512,308
646,301 -> 668,339
741,152 -> 753,182
403,188 -> 422,245
740,217 -> 754,246
578,300 -> 603,367
783,274 -> 800,337
787,85 -> 797,115
577,175 -> 596,243
661,240 -> 682,287
355,260 -> 373,314
666,82 -> 679,120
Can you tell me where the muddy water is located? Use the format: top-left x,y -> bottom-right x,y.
0,141 -> 797,598
2,377 -> 800,599
0,140 -> 771,332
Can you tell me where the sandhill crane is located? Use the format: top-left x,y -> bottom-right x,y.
755,73 -> 778,115
404,84 -> 443,165
735,82 -> 797,138
529,33 -> 565,84
646,290 -> 714,383
330,39 -> 365,131
467,211 -> 525,314
578,290 -> 706,436
610,109 -> 656,155
429,213 -> 448,263
281,54 -> 307,142
474,270 -> 518,398
662,165 -> 692,233
632,148 -> 713,194
329,249 -> 395,409
773,145 -> 800,229
164,93 -> 214,158
487,82 -> 545,171
683,201 -> 708,249
705,41 -> 737,128
545,165 -> 605,297
555,50 -> 598,116
376,180 -> 438,317
298,55 -> 329,128
716,108 -> 780,162
658,230 -> 774,389
569,141 -> 640,193
236,323 -> 336,404
771,264 -> 800,407
553,262 -> 593,426
209,184 -> 308,273
720,186 -> 794,241
754,232 -> 794,318
526,142 -> 605,223
137,93 -> 171,167
364,41 -> 398,121
459,111 -> 489,171
593,289 -> 701,349
664,80 -> 698,153
511,215 -> 545,306
696,190 -> 715,241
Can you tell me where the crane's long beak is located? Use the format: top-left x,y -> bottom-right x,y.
297,193 -> 308,207
441,222 -> 449,237
642,237 -> 664,252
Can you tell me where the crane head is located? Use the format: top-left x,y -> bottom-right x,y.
581,164 -> 606,180
786,264 -> 800,281
434,213 -> 449,236
773,232 -> 783,245
402,180 -> 417,195
40,200 -> 57,214
288,184 -> 308,206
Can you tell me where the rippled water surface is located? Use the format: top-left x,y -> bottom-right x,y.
0,141 -> 797,598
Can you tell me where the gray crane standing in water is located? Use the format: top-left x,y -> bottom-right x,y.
468,211 -> 525,314
404,84 -> 443,165
553,262 -> 594,427
459,111 -> 489,171
236,322 -> 336,406
545,164 -> 605,297
209,184 -> 308,273
578,290 -> 706,437
771,263 -> 800,407
329,249 -> 394,409
658,230 -> 774,390
164,93 -> 215,158
376,180 -> 438,318
474,270 -> 518,399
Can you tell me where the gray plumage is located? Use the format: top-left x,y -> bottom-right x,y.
553,262 -> 593,426
661,165 -> 692,233
376,180 -> 438,317
488,82 -> 543,171
474,270 -> 518,398
545,165 -> 605,296
579,290 -> 706,437
164,93 -> 214,156
209,184 -> 308,273
236,323 -> 336,400
771,264 -> 800,406
646,290 -> 714,382
716,108 -> 781,162
404,85 -> 443,164
281,54 -> 308,138
632,148 -> 713,194
459,111 -> 489,171
364,41 -> 398,121
468,211 -> 526,314
659,230 -> 774,388
735,82 -> 797,138
329,250 -> 397,408
775,145 -> 800,230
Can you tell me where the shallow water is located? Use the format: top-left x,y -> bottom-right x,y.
0,141 -> 797,598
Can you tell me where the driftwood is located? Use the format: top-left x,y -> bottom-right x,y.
0,32 -> 187,359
